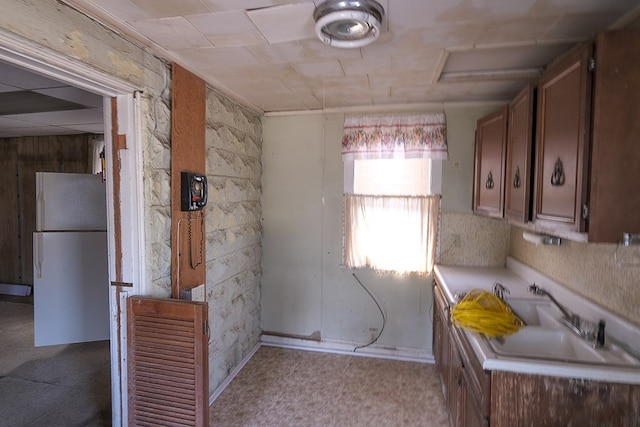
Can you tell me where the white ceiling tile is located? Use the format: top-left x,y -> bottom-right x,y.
391,52 -> 441,73
320,75 -> 370,90
475,16 -> 557,45
0,82 -> 18,93
34,87 -> 103,108
299,39 -> 364,60
62,123 -> 105,133
0,62 -> 66,90
130,17 -> 211,49
186,10 -> 257,36
200,0 -> 303,13
530,0 -> 634,16
443,43 -> 573,73
340,56 -> 391,76
419,24 -> 487,50
247,3 -> 316,44
175,47 -> 260,69
292,60 -> 344,78
541,12 -> 622,41
128,0 -> 209,18
246,41 -> 308,64
435,0 -> 538,24
206,33 -> 266,47
8,109 -> 104,126
12,0 -> 640,114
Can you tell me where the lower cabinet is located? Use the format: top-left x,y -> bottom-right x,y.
434,282 -> 489,427
434,280 -> 640,426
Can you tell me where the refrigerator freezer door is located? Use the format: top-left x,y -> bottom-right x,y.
33,231 -> 109,346
36,172 -> 107,231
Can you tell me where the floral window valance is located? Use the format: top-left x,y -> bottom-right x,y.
342,113 -> 448,161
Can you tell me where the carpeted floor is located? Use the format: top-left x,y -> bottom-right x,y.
0,300 -> 111,427
210,346 -> 449,427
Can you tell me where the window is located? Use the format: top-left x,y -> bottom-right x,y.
343,158 -> 441,275
341,113 -> 447,275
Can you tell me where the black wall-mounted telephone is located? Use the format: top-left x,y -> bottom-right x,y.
181,171 -> 208,211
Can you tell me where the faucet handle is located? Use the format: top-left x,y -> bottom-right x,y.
493,282 -> 509,301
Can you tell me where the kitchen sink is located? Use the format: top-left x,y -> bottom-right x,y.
506,299 -> 555,327
489,328 -> 606,363
485,299 -> 640,367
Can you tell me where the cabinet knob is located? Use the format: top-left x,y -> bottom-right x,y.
551,158 -> 565,186
485,171 -> 494,189
513,166 -> 521,188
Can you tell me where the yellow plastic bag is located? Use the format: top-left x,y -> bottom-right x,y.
450,289 -> 524,338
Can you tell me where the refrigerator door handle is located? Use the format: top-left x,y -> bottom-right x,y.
35,233 -> 43,279
36,183 -> 45,231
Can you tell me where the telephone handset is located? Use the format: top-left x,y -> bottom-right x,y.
181,171 -> 208,211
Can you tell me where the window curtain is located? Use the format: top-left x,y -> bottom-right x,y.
344,194 -> 440,274
342,113 -> 448,161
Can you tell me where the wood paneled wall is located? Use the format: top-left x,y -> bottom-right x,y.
0,135 -> 92,285
171,64 -> 207,298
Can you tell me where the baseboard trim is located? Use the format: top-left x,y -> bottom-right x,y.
209,342 -> 261,406
260,334 -> 435,364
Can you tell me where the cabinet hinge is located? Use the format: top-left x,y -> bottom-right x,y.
588,58 -> 596,72
582,204 -> 589,220
204,320 -> 210,338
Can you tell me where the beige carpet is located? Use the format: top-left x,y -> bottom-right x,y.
210,346 -> 449,427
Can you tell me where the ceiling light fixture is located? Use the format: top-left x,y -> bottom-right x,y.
313,0 -> 384,49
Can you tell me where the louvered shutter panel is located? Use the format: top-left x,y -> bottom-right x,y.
127,297 -> 209,427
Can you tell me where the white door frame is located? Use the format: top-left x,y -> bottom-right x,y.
0,29 -> 147,426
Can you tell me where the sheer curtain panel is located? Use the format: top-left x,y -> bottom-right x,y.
344,194 -> 440,274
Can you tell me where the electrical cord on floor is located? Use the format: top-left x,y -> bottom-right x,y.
352,273 -> 386,352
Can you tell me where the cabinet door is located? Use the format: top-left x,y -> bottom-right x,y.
433,285 -> 451,403
449,346 -> 464,427
505,85 -> 535,224
474,107 -> 508,218
534,43 -> 592,231
588,28 -> 640,242
461,366 -> 489,427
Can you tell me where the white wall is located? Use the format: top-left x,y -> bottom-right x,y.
261,105 -> 507,357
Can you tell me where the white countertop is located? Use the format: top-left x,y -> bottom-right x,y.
434,257 -> 640,384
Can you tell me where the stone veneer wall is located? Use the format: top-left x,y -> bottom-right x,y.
509,227 -> 640,326
144,70 -> 173,296
204,87 -> 263,393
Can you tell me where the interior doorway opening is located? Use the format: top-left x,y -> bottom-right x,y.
0,32 -> 145,426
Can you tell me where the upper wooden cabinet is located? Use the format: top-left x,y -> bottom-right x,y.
473,107 -> 508,218
587,28 -> 640,242
533,43 -> 592,233
505,84 -> 536,224
534,28 -> 640,242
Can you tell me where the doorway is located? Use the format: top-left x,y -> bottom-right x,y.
0,58 -> 112,424
0,32 -> 144,422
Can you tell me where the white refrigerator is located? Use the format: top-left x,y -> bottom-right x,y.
33,172 -> 110,347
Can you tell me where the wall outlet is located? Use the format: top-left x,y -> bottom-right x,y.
451,234 -> 461,248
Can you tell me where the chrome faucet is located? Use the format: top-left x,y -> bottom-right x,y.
493,282 -> 509,301
527,283 -> 593,339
